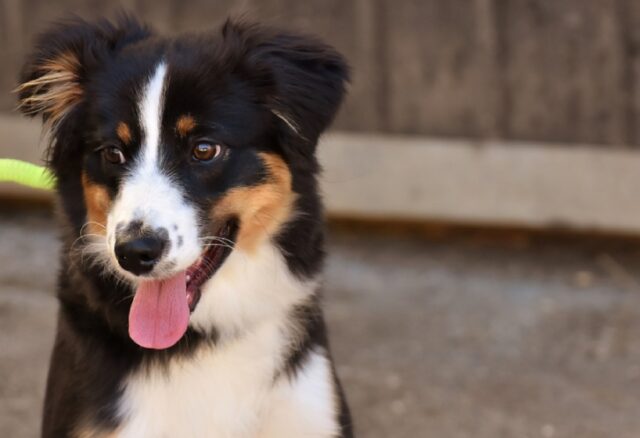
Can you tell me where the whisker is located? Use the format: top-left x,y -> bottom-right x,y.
199,235 -> 236,245
201,242 -> 235,251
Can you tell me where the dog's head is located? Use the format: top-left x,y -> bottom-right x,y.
18,16 -> 348,349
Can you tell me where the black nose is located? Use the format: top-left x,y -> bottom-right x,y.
115,235 -> 166,275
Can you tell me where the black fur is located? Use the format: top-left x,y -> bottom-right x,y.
283,295 -> 354,437
19,15 -> 351,437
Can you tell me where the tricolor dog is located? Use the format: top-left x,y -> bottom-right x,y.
18,15 -> 351,437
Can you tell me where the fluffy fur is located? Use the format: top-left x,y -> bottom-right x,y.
18,15 -> 351,437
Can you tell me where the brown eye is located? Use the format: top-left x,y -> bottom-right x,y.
102,146 -> 126,165
192,142 -> 223,162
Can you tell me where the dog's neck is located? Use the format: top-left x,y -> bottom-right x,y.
190,238 -> 319,339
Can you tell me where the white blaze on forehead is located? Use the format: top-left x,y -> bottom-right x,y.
107,61 -> 201,277
139,62 -> 167,166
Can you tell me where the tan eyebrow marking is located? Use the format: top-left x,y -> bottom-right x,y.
176,114 -> 196,137
116,122 -> 132,145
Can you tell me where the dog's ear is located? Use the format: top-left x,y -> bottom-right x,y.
17,16 -> 151,130
224,20 -> 349,156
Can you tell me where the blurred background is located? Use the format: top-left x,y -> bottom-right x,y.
3,1 -> 640,437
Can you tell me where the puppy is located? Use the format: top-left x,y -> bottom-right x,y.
18,15 -> 351,437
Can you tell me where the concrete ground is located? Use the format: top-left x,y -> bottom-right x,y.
3,209 -> 640,437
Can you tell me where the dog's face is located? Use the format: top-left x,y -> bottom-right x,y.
18,17 -> 347,349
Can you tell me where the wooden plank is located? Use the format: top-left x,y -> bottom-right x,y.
319,132 -> 640,233
121,0 -> 181,34
19,0 -> 114,35
0,0 -> 23,49
0,52 -> 21,112
384,0 -> 502,137
501,0 -> 627,146
0,0 -> 22,112
622,0 -> 640,146
165,0 -> 245,32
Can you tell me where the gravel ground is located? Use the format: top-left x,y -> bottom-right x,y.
3,209 -> 640,437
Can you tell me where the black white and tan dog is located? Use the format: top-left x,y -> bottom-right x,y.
17,15 -> 351,437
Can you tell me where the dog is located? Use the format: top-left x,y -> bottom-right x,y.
17,15 -> 351,437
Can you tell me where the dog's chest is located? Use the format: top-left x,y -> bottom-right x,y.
115,325 -> 339,438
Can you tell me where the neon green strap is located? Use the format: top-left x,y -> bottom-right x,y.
0,159 -> 55,191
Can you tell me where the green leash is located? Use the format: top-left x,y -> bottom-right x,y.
0,159 -> 55,191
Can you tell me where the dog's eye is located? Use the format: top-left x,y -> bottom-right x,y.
102,146 -> 126,165
192,142 -> 224,162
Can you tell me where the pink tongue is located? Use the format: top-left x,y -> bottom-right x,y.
128,272 -> 189,350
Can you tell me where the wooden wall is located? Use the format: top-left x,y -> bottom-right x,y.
1,0 -> 640,147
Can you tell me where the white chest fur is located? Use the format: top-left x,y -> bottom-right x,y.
117,338 -> 339,438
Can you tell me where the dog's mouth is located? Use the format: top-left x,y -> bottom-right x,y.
185,221 -> 237,311
128,221 -> 237,350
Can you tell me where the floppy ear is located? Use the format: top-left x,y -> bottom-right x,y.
17,16 -> 151,130
225,20 -> 349,154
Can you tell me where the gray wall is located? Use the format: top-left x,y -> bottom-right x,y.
2,0 -> 640,146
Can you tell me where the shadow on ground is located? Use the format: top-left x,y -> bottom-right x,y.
2,209 -> 640,437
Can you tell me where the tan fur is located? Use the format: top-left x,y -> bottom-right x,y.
116,122 -> 132,145
82,173 -> 111,236
176,114 -> 196,137
16,52 -> 82,128
75,425 -> 119,438
212,153 -> 295,252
